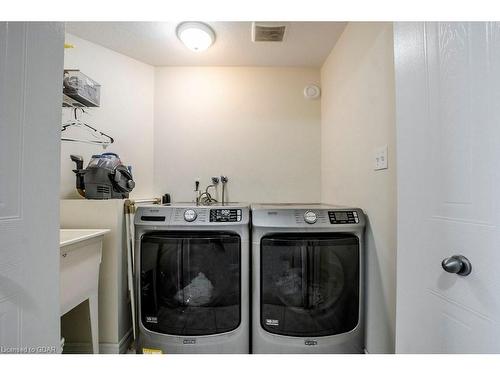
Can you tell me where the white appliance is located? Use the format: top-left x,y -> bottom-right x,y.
134,203 -> 250,354
251,203 -> 365,353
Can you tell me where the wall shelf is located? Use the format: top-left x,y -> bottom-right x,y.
62,93 -> 86,108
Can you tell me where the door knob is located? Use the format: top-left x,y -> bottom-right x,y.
441,255 -> 472,276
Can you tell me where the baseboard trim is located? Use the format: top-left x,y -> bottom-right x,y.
63,342 -> 92,354
63,329 -> 133,354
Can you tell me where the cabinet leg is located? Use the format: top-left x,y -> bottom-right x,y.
89,294 -> 99,354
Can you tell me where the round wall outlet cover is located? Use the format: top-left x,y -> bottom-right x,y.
303,84 -> 321,100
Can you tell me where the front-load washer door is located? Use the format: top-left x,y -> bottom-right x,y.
261,233 -> 359,337
140,231 -> 241,336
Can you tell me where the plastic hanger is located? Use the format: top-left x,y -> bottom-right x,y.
61,108 -> 114,149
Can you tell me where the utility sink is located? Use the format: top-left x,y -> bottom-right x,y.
60,229 -> 109,247
59,228 -> 109,353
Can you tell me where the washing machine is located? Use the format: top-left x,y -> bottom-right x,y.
134,202 -> 250,354
251,203 -> 365,354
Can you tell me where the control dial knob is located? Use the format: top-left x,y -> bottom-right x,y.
184,209 -> 197,222
304,210 -> 317,224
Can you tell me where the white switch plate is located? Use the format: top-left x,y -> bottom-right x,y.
374,145 -> 388,170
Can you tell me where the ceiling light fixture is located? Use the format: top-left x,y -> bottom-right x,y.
176,22 -> 215,52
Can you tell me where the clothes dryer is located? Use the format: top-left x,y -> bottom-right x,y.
251,204 -> 365,353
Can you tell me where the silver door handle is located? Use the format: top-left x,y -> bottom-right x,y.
441,255 -> 472,276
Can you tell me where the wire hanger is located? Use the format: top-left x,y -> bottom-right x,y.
61,107 -> 114,149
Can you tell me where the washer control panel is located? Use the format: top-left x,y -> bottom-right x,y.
183,209 -> 197,222
210,209 -> 242,222
328,210 -> 359,224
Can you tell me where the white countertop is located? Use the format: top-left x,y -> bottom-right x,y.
60,229 -> 110,247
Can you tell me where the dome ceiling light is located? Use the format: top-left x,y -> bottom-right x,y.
176,22 -> 215,52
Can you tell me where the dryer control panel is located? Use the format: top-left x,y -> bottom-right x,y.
210,209 -> 242,222
328,210 -> 359,224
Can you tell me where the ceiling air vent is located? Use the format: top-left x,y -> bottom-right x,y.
252,22 -> 287,42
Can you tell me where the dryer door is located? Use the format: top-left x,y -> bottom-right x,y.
140,231 -> 241,336
261,233 -> 359,337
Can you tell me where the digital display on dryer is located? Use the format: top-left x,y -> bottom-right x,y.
328,211 -> 359,224
335,212 -> 348,221
210,209 -> 242,222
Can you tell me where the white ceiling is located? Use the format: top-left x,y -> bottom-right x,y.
65,22 -> 347,67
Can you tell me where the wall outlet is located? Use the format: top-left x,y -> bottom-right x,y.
374,145 -> 388,170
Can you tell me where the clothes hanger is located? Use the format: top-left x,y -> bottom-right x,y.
61,107 -> 114,148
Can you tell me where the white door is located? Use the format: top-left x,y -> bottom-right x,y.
0,22 -> 64,353
394,22 -> 500,353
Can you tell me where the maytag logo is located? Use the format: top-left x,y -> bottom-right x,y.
305,340 -> 318,346
183,339 -> 196,345
265,319 -> 279,326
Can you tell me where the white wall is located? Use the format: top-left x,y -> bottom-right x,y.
154,67 -> 321,203
320,22 -> 396,353
61,33 -> 155,199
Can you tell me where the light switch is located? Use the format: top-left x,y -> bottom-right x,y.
374,145 -> 388,170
